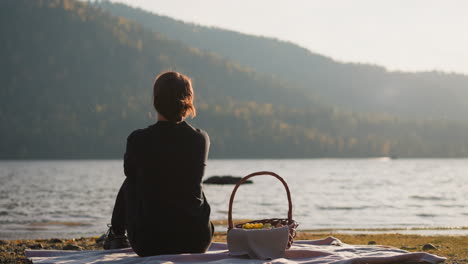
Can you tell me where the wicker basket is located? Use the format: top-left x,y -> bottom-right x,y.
227,171 -> 299,249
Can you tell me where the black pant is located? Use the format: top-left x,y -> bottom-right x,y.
110,179 -> 214,256
110,179 -> 128,236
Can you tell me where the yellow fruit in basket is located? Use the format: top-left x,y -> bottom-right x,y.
243,223 -> 262,229
242,222 -> 271,229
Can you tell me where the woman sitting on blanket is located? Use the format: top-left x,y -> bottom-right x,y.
104,71 -> 213,256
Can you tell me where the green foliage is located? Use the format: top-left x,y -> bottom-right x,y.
97,0 -> 468,121
195,99 -> 468,158
1,0 -> 468,159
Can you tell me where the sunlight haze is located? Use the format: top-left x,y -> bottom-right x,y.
107,0 -> 468,75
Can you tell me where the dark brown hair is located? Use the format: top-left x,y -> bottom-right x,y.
153,71 -> 196,122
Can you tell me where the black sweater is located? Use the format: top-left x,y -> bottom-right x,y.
123,121 -> 212,255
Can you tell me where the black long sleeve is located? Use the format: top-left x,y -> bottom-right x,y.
122,121 -> 212,256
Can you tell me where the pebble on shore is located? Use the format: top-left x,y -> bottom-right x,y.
422,243 -> 438,251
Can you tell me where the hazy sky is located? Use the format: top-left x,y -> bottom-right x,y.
109,0 -> 468,75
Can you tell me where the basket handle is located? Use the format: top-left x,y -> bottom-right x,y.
228,171 -> 293,230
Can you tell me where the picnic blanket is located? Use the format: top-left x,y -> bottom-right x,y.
26,236 -> 446,264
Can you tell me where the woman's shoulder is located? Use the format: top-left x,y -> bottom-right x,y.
128,122 -> 209,143
183,122 -> 209,141
126,128 -> 150,144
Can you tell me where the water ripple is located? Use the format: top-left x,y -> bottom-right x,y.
1,159 -> 467,239
410,195 -> 453,201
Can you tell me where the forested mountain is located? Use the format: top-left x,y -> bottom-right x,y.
1,0 -> 468,159
96,1 -> 468,121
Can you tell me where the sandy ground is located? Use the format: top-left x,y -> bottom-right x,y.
1,232 -> 466,264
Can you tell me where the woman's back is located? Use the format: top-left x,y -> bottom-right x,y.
124,121 -> 213,256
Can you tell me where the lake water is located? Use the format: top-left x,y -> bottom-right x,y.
0,159 -> 467,239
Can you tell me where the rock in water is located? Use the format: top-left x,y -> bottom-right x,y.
203,175 -> 253,185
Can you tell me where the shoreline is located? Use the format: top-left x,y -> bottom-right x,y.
2,232 -> 466,264
212,220 -> 468,236
3,224 -> 468,241
298,227 -> 468,236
